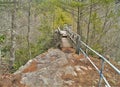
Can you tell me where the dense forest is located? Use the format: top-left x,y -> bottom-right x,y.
0,0 -> 120,72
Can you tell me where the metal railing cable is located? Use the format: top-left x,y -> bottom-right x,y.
60,26 -> 120,87
79,48 -> 111,87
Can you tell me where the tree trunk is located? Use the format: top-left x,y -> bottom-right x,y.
86,0 -> 92,53
96,6 -> 109,42
77,3 -> 80,35
71,8 -> 75,30
10,0 -> 16,69
27,0 -> 31,59
77,0 -> 83,39
0,46 -> 1,65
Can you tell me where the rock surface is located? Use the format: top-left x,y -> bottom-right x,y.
0,48 -> 120,87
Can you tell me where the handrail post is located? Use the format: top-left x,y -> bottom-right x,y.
98,59 -> 105,87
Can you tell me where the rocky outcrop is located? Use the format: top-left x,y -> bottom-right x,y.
18,49 -> 69,87
0,48 -> 120,87
14,48 -> 92,87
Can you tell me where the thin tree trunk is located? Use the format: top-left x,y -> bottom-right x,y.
96,6 -> 109,42
86,0 -> 92,53
27,0 -> 31,59
91,22 -> 96,44
77,0 -> 83,39
77,4 -> 80,35
102,6 -> 109,32
79,11 -> 82,38
0,46 -> 1,65
52,13 -> 55,34
10,0 -> 16,69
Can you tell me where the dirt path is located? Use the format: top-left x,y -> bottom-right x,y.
61,38 -> 72,48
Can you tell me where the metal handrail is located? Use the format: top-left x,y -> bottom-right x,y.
79,48 -> 111,87
66,28 -> 120,74
81,41 -> 120,75
62,27 -> 120,87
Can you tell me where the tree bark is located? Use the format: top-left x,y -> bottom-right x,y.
96,6 -> 109,42
77,2 -> 80,35
10,0 -> 16,69
77,0 -> 83,39
0,46 -> 1,65
86,0 -> 92,53
27,0 -> 31,59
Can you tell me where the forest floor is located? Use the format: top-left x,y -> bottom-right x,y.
0,48 -> 120,87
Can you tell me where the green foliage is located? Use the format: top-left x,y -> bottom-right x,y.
14,43 -> 42,71
100,0 -> 114,5
54,7 -> 73,28
13,0 -> 57,71
70,1 -> 84,7
0,34 -> 5,44
38,24 -> 54,52
36,0 -> 56,14
13,23 -> 54,71
89,43 -> 103,56
1,45 -> 10,56
91,12 -> 103,33
14,27 -> 54,71
107,10 -> 114,18
1,0 -> 119,72
92,44 -> 103,53
14,48 -> 29,70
